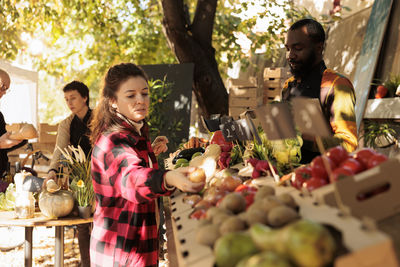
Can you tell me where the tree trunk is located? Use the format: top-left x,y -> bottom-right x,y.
161,0 -> 228,117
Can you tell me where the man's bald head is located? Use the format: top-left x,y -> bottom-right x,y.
0,69 -> 11,97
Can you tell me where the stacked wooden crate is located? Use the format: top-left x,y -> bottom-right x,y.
263,67 -> 291,103
228,77 -> 263,119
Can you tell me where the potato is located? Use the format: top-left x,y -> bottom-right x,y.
188,168 -> 206,183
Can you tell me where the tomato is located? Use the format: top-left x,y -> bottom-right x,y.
303,177 -> 328,192
354,148 -> 376,168
310,156 -> 335,181
252,169 -> 261,179
210,130 -> 232,146
234,184 -> 257,193
292,166 -> 312,189
330,167 -> 354,183
375,85 -> 388,99
340,158 -> 364,174
326,146 -> 349,166
189,208 -> 207,220
367,153 -> 388,169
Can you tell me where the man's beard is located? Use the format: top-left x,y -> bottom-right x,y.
289,51 -> 317,78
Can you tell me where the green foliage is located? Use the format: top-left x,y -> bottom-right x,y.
147,78 -> 183,167
361,120 -> 397,149
383,74 -> 400,97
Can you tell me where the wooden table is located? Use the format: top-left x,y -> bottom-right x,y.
0,211 -> 92,267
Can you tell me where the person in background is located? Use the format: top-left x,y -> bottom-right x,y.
44,80 -> 92,267
0,69 -> 27,176
282,18 -> 358,163
89,63 -> 204,266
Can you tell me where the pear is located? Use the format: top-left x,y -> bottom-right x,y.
249,223 -> 287,254
236,251 -> 293,267
214,232 -> 259,267
286,220 -> 336,267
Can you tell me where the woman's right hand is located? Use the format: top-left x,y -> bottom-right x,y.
164,167 -> 205,193
42,170 -> 57,190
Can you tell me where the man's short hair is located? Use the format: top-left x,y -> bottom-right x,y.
63,81 -> 89,106
289,18 -> 325,44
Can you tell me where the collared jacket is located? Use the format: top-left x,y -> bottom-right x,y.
282,62 -> 358,160
90,121 -> 172,267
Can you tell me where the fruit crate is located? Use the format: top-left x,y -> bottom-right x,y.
263,67 -> 290,103
228,78 -> 263,118
164,177 -> 398,267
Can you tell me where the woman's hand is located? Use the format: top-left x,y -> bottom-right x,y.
152,136 -> 169,156
42,170 -> 57,190
164,167 -> 205,193
0,132 -> 22,149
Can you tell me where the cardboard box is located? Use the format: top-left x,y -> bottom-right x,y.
313,157 -> 400,222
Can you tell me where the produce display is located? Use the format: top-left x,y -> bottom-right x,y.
168,129 -> 398,267
290,146 -> 388,192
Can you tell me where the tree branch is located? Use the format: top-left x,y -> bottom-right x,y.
192,0 -> 217,46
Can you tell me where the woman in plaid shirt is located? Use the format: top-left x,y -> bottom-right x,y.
89,63 -> 204,266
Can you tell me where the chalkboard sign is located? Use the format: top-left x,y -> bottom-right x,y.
255,103 -> 296,140
140,63 -> 194,153
292,98 -> 332,138
353,0 -> 393,131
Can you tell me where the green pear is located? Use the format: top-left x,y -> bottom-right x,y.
214,231 -> 259,267
285,220 -> 336,267
236,251 -> 293,267
249,223 -> 287,254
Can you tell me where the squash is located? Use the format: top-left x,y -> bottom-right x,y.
39,190 -> 74,218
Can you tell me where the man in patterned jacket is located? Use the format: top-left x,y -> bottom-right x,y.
282,18 -> 358,163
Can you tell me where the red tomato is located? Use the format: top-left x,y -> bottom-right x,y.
367,153 -> 388,169
310,156 -> 335,181
330,167 -> 354,183
340,158 -> 364,174
375,85 -> 388,98
189,208 -> 207,220
292,166 -> 312,189
354,148 -> 376,168
326,146 -> 349,166
234,184 -> 258,193
303,177 -> 328,192
210,130 -> 232,146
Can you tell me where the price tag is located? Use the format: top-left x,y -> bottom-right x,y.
292,97 -> 332,138
255,103 -> 297,140
235,119 -> 254,141
219,117 -> 254,142
220,120 -> 237,141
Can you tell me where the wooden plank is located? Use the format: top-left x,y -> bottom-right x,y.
229,96 -> 262,108
352,0 -> 394,130
227,77 -> 257,88
263,67 -> 289,79
229,87 -> 260,98
263,78 -> 285,89
364,98 -> 400,119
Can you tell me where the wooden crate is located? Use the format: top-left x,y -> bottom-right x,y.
263,67 -> 290,79
227,77 -> 258,88
39,123 -> 58,144
165,178 -> 399,267
229,96 -> 262,108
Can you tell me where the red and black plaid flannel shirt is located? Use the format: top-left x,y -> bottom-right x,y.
90,122 -> 172,267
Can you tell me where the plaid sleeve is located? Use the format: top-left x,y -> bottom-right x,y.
95,134 -> 169,204
322,70 -> 358,152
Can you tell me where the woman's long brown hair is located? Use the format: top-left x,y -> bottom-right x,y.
90,63 -> 149,145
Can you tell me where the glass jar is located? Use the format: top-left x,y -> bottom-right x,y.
15,191 -> 35,219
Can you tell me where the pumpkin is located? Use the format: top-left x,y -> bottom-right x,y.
39,190 -> 74,218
